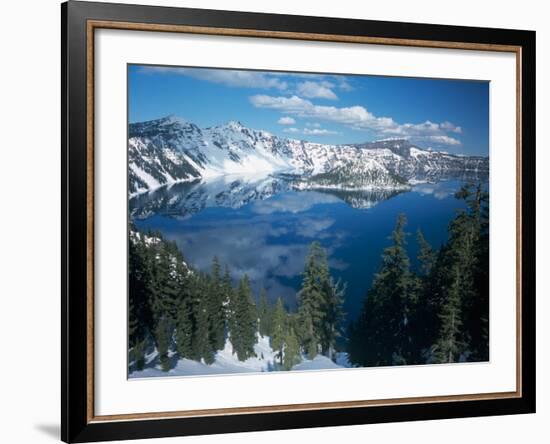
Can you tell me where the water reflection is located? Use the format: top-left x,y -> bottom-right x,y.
130,173 -> 414,219
131,172 -> 487,318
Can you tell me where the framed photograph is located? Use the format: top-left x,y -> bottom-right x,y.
61,1 -> 536,442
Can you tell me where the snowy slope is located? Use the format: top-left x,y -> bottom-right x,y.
129,334 -> 350,378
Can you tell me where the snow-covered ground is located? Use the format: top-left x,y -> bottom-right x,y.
129,334 -> 351,378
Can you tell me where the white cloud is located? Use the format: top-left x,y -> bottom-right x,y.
303,128 -> 338,136
277,116 -> 296,125
422,135 -> 462,146
441,121 -> 463,133
250,94 -> 463,146
250,94 -> 394,132
282,123 -> 337,137
283,127 -> 300,134
337,78 -> 354,91
297,81 -> 338,100
139,66 -> 288,90
306,122 -> 321,128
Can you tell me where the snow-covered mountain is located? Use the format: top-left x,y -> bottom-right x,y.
128,116 -> 489,195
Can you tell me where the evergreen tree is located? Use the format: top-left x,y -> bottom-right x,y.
257,288 -> 273,338
198,302 -> 216,364
462,184 -> 490,361
206,257 -> 226,352
175,296 -> 194,359
220,266 -> 233,321
433,183 -> 489,363
149,246 -> 181,324
417,229 -> 435,276
228,275 -> 257,361
321,278 -> 346,360
296,242 -> 345,359
144,239 -> 184,360
302,316 -> 318,359
411,229 -> 438,361
192,274 -> 216,364
271,297 -> 287,365
132,339 -> 147,371
349,214 -> 418,366
297,241 -> 330,358
154,316 -> 172,371
128,235 -> 153,370
434,264 -> 465,363
283,328 -> 301,370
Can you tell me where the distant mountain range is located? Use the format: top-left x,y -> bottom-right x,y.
128,116 -> 489,196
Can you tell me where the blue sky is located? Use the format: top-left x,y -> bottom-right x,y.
128,64 -> 489,156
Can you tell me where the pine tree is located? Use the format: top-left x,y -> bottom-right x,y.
297,241 -> 330,358
348,214 -> 418,366
271,297 -> 287,365
129,295 -> 142,366
176,296 -> 194,359
206,257 -> 226,352
144,240 -> 184,361
221,266 -> 233,313
155,316 -> 172,371
417,229 -> 435,276
321,277 -> 346,360
461,183 -> 490,361
411,229 -> 438,361
228,275 -> 257,361
132,339 -> 147,371
128,231 -> 154,370
149,246 -> 181,324
192,274 -> 216,364
257,288 -> 273,338
434,264 -> 465,363
283,328 -> 301,370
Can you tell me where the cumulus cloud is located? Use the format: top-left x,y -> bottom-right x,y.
139,66 -> 288,90
250,94 -> 462,146
297,81 -> 338,100
283,127 -> 300,134
250,94 -> 387,129
277,116 -> 296,125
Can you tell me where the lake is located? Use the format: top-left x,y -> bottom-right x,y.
131,174 -> 482,323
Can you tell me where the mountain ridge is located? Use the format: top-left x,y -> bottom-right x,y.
128,116 -> 488,196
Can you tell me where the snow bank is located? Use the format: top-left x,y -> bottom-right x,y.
129,335 -> 351,378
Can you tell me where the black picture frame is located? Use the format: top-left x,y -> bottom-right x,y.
61,1 -> 536,442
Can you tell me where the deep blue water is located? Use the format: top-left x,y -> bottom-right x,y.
133,179 -> 472,322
